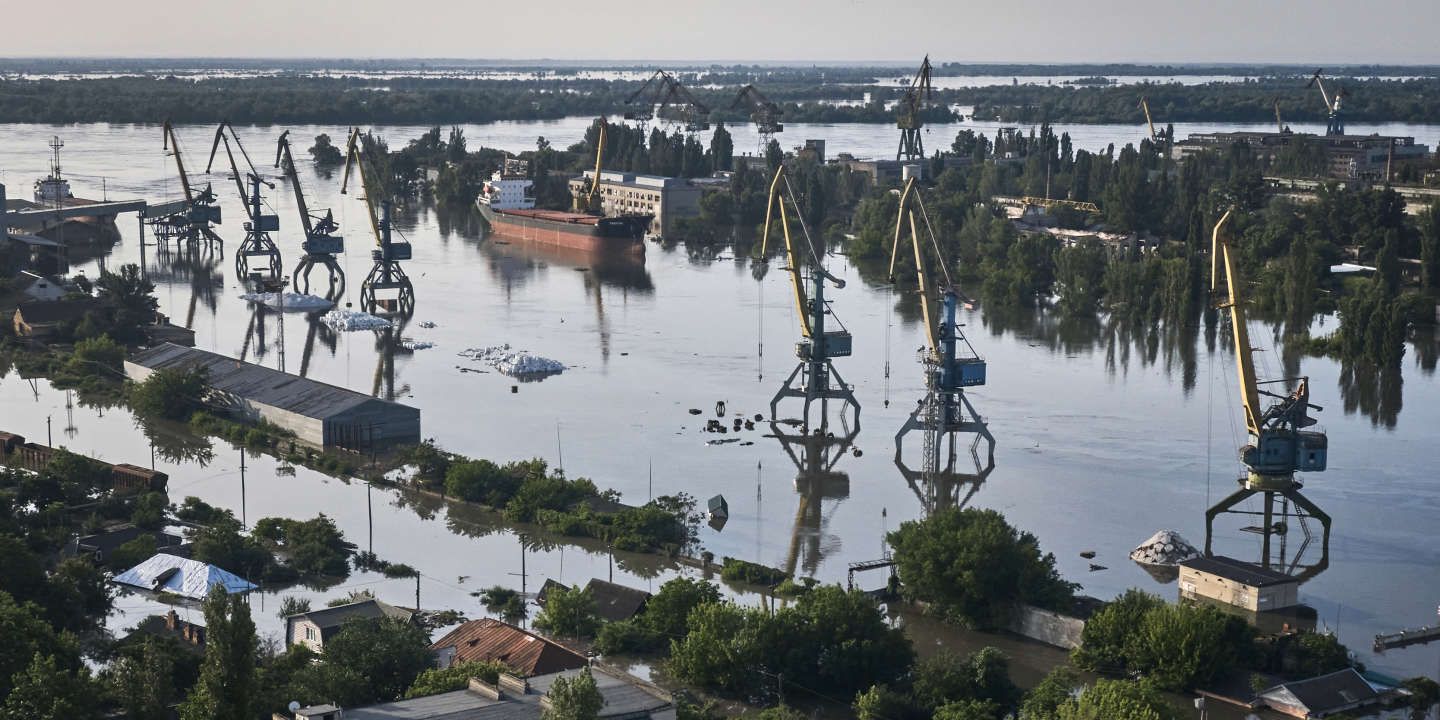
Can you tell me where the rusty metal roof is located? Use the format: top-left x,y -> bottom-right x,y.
128,343 -> 417,421
429,619 -> 586,678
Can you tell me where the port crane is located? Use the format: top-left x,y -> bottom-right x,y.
574,119 -> 607,214
1306,69 -> 1346,136
896,56 -> 934,162
1138,96 -> 1161,143
342,128 -> 415,316
150,121 -> 223,252
758,166 -> 859,435
887,177 -> 995,511
1207,209 -> 1331,579
1273,98 -> 1291,134
731,84 -> 784,154
275,131 -> 346,297
624,70 -> 710,133
206,122 -> 282,280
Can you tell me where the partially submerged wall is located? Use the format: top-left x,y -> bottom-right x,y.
1009,604 -> 1086,650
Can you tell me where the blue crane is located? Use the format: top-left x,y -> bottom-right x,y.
758,166 -> 859,438
887,177 -> 994,512
275,130 -> 345,298
206,122 -> 282,280
342,128 -> 414,317
1206,209 -> 1330,579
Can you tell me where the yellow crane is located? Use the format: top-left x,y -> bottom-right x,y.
758,166 -> 859,434
1206,209 -> 1330,578
342,128 -> 415,316
574,119 -> 607,214
896,56 -> 934,162
887,177 -> 993,511
1138,96 -> 1161,143
1273,98 -> 1290,134
1306,69 -> 1346,136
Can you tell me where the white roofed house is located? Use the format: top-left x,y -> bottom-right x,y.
123,343 -> 420,451
112,553 -> 257,599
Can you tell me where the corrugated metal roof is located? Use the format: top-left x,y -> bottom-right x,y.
429,619 -> 587,677
113,553 -> 256,598
129,343 -> 417,421
1180,555 -> 1296,588
289,598 -> 413,632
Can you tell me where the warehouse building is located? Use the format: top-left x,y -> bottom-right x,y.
567,171 -> 709,238
124,343 -> 420,451
1178,555 -> 1300,613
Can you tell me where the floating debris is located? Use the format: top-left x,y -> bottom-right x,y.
689,408 -> 703,415
401,339 -> 435,351
240,291 -> 333,311
419,321 -> 438,329
321,309 -> 391,331
458,345 -> 566,379
1080,550 -> 1096,559
1129,530 -> 1200,566
1088,564 -> 1107,572
706,438 -> 742,446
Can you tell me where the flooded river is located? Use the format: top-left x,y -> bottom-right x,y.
2,120 -> 1439,682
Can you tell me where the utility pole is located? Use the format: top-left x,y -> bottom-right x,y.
240,450 -> 247,529
46,416 -> 52,447
415,574 -> 421,611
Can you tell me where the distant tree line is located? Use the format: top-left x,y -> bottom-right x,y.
5,72 -> 1440,124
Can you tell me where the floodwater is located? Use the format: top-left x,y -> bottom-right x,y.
2,121 -> 1439,682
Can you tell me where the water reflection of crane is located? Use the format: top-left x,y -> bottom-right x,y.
148,243 -> 223,330
1206,210 -> 1331,582
372,317 -> 413,402
887,178 -> 995,511
757,166 -> 859,435
298,310 -> 339,379
770,420 -> 854,578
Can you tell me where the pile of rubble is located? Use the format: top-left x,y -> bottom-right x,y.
239,291 -> 333,311
321,309 -> 391,331
1129,530 -> 1200,566
458,345 -> 565,378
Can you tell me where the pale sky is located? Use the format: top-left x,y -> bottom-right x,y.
4,0 -> 1438,64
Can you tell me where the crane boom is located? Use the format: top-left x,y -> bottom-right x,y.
889,179 -> 940,351
762,166 -> 812,338
162,120 -> 195,204
206,122 -> 259,202
1307,69 -> 1333,110
1211,209 -> 1264,436
760,166 -> 845,339
1139,96 -> 1159,141
342,128 -> 385,251
575,119 -> 607,213
274,131 -> 314,236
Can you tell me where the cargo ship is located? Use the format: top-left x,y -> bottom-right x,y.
25,136 -> 121,239
476,159 -> 649,254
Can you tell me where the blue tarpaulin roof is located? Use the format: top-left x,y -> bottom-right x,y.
113,553 -> 257,598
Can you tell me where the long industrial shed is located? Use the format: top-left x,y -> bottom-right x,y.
124,343 -> 420,451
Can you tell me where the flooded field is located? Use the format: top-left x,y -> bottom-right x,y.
2,121 -> 1439,681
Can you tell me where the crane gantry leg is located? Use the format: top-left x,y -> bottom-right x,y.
1204,481 -> 1331,583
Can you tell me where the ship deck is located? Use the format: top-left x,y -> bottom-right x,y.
495,208 -> 603,225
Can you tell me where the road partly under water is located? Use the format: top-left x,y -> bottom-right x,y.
2,121 -> 1438,680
